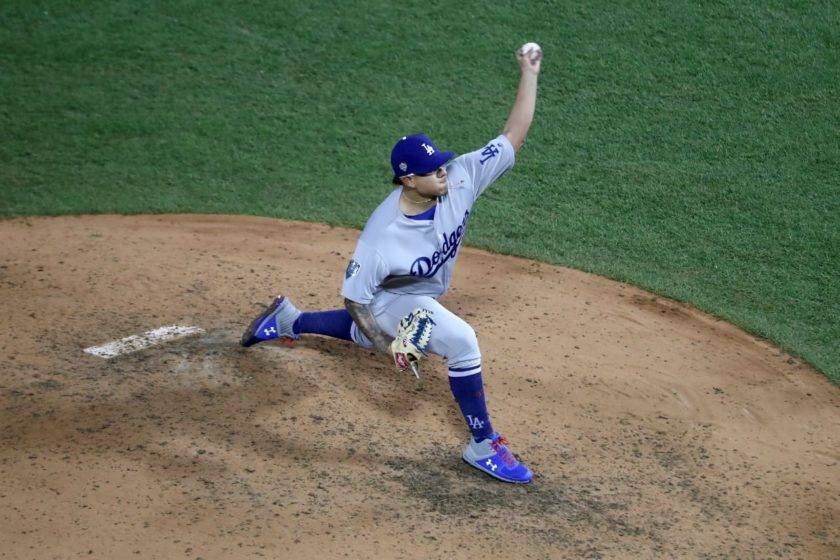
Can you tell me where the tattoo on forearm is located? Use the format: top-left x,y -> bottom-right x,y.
344,298 -> 393,354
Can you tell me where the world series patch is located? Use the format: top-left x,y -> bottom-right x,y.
345,259 -> 361,279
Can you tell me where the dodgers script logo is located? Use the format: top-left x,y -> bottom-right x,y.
410,210 -> 470,278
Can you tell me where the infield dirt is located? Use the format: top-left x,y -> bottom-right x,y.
1,215 -> 837,559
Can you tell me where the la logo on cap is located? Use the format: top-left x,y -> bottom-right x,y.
390,133 -> 455,180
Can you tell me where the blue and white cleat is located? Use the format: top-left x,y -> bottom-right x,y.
240,296 -> 302,347
462,433 -> 533,484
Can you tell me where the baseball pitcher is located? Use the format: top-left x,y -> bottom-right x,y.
241,44 -> 543,483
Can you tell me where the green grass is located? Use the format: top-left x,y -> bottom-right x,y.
1,1 -> 838,382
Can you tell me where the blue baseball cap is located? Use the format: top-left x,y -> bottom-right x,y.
390,133 -> 456,181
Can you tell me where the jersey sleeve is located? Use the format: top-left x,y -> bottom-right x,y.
340,239 -> 388,304
457,133 -> 516,200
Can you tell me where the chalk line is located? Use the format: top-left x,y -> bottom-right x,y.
84,325 -> 205,358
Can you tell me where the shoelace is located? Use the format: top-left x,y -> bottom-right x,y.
490,436 -> 518,467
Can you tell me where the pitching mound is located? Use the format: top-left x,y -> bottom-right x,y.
1,214 -> 837,559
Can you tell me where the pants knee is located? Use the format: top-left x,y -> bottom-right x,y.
444,323 -> 481,367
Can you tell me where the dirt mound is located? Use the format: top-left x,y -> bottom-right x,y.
0,214 -> 836,559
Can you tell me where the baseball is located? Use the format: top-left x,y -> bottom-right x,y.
519,42 -> 542,57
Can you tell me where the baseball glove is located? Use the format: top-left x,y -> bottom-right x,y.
390,308 -> 435,376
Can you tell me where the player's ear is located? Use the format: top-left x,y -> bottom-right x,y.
401,176 -> 414,188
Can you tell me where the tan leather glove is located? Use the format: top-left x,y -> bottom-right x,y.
389,308 -> 435,378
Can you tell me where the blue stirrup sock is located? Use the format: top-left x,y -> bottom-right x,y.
448,371 -> 494,442
292,309 -> 354,341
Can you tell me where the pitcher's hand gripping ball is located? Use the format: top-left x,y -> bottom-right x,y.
519,42 -> 542,58
390,308 -> 436,378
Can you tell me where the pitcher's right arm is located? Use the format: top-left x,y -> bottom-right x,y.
343,298 -> 393,354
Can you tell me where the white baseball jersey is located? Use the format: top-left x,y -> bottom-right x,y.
342,134 -> 515,313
